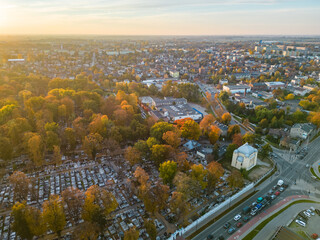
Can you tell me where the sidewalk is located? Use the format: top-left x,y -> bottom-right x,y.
227,195 -> 310,240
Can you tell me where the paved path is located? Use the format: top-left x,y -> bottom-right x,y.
227,195 -> 310,240
312,159 -> 320,178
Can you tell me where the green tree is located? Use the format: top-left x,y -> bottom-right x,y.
259,143 -> 272,159
11,201 -> 45,240
159,160 -> 177,185
242,132 -> 255,144
125,146 -> 142,166
150,122 -> 175,141
42,195 -> 66,238
190,164 -> 208,189
225,143 -> 238,161
227,170 -> 244,189
144,219 -> 157,240
151,144 -> 173,166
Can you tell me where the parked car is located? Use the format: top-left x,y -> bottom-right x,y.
268,190 -> 273,195
257,197 -> 264,203
236,222 -> 243,228
243,216 -> 250,222
275,191 -> 280,196
279,187 -> 284,192
295,220 -> 306,227
304,211 -> 311,218
270,194 -> 276,200
217,236 -> 224,240
272,185 -> 278,190
207,234 -> 214,239
307,209 -> 315,216
223,222 -> 231,229
228,227 -> 236,234
234,214 -> 241,221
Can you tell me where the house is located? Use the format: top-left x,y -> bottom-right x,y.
293,87 -> 309,96
231,143 -> 258,171
183,140 -> 201,151
290,123 -> 317,140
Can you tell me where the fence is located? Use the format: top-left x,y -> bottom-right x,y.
167,183 -> 255,240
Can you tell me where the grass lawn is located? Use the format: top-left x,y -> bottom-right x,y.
310,167 -> 320,180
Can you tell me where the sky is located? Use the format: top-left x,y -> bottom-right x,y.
0,0 -> 320,35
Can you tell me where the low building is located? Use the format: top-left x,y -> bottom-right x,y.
151,97 -> 187,108
223,84 -> 251,94
265,82 -> 286,90
290,123 -> 317,140
162,104 -> 203,121
293,87 -> 309,96
249,82 -> 267,91
231,143 -> 258,171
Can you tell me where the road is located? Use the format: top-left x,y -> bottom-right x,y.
192,136 -> 320,240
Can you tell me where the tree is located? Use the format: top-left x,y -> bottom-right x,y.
82,185 -> 118,232
208,125 -> 221,144
27,134 -> 44,166
310,112 -> 320,128
73,222 -> 99,240
11,201 -> 45,240
46,131 -> 60,152
232,133 -> 243,147
83,133 -> 103,160
221,112 -> 231,125
227,125 -> 241,139
134,167 -> 150,195
42,195 -> 66,238
63,128 -> 76,152
61,187 -> 84,224
243,132 -> 255,144
144,219 -> 157,240
151,144 -> 173,165
259,118 -> 269,128
159,160 -> 177,185
125,146 -> 142,166
176,118 -> 201,140
124,227 -> 139,240
227,170 -> 244,189
150,122 -> 175,141
190,164 -> 208,189
162,130 -> 181,148
285,93 -> 295,100
173,172 -> 201,198
199,114 -> 215,133
170,192 -> 190,223
176,152 -> 190,172
53,145 -> 62,165
260,143 -> 272,159
9,171 -> 30,202
0,137 -> 13,161
225,144 -> 238,161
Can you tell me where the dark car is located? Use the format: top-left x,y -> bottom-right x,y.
228,227 -> 236,234
236,222 -> 243,228
223,222 -> 231,229
207,234 -> 214,239
218,236 -> 225,240
243,216 -> 250,222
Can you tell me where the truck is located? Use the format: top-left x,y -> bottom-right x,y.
242,206 -> 251,214
277,180 -> 284,187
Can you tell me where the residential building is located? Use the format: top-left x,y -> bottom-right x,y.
290,123 -> 317,140
231,143 -> 258,171
265,82 -> 286,90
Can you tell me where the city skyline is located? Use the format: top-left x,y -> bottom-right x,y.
0,0 -> 320,35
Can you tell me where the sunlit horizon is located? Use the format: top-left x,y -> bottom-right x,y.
0,0 -> 320,35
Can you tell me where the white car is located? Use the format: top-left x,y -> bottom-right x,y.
304,211 -> 311,218
295,220 -> 306,227
307,209 -> 315,216
310,206 -> 315,211
234,214 -> 242,221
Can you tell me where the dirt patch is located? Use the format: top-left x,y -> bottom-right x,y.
248,165 -> 271,181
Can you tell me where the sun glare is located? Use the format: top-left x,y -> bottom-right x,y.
0,7 -> 7,27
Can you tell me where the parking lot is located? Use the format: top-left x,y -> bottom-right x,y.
289,207 -> 320,239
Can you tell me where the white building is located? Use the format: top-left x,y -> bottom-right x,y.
222,84 -> 251,94
265,82 -> 285,90
231,143 -> 258,171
